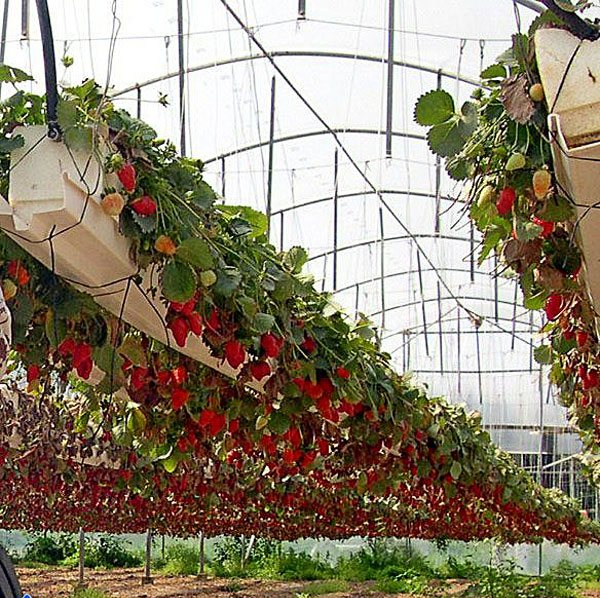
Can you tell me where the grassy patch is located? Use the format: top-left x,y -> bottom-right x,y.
72,588 -> 111,598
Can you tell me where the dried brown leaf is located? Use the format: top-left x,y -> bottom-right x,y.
501,75 -> 536,125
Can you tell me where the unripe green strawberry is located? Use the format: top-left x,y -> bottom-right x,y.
200,270 -> 217,287
1,279 -> 16,300
477,185 -> 495,207
506,152 -> 526,172
529,83 -> 544,102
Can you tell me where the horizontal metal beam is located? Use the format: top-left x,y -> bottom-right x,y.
514,0 -> 545,13
112,50 -> 481,99
203,128 -> 427,166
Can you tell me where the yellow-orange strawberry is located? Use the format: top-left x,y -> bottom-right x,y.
533,169 -> 552,200
101,192 -> 125,216
155,235 -> 177,255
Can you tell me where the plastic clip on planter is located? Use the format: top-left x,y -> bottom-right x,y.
536,29 -> 600,319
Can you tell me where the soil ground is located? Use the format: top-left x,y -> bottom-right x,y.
15,567 -> 600,598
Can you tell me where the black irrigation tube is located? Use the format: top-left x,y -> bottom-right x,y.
34,0 -> 60,139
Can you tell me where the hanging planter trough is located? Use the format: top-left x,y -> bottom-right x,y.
536,28 -> 600,317
0,125 -> 259,387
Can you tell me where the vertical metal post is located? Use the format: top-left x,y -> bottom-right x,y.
379,207 -> 385,328
434,70 -> 442,233
177,0 -> 186,156
266,76 -> 276,236
354,283 -> 360,318
198,532 -> 205,577
298,0 -> 306,19
220,156 -> 226,197
436,281 -> 443,374
142,528 -> 153,584
279,212 -> 284,251
457,308 -> 461,394
385,0 -> 395,157
529,311 -> 534,371
475,325 -> 483,404
494,255 -> 499,322
161,535 -> 165,560
469,221 -> 475,282
136,85 -> 142,119
333,148 -> 339,290
416,250 -> 430,356
78,527 -> 85,587
20,0 -> 28,39
0,0 -> 10,98
511,280 -> 518,350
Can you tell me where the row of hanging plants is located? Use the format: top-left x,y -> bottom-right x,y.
414,15 -> 600,471
0,65 -> 596,542
0,386 -> 595,544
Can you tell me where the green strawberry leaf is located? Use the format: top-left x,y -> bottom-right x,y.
176,237 -> 214,270
415,89 -> 455,126
161,260 -> 197,302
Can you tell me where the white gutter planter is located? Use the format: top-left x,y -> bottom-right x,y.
0,125 -> 256,386
535,29 -> 600,315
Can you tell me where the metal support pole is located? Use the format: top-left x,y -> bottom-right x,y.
457,308 -> 461,394
475,325 -> 483,404
354,283 -> 360,318
0,0 -> 10,98
385,0 -> 395,157
333,148 -> 339,290
298,0 -> 306,19
198,532 -> 205,577
142,528 -> 153,585
34,0 -> 60,139
511,280 -> 518,350
469,221 -> 475,283
436,281 -> 443,374
494,256 -> 499,322
416,250 -> 430,356
136,85 -> 142,119
379,207 -> 385,329
177,0 -> 186,155
20,0 -> 27,39
434,70 -> 442,232
78,527 -> 85,587
266,76 -> 276,236
220,156 -> 226,197
279,212 -> 284,251
161,535 -> 165,560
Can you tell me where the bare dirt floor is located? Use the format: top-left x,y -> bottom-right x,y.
16,567 -> 465,598
15,567 -> 600,598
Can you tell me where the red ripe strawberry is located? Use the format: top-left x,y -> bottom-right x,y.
208,412 -> 226,436
563,328 -> 575,341
171,387 -> 190,410
317,438 -> 330,456
229,419 -> 240,434
576,331 -> 589,348
578,365 -> 588,381
117,163 -> 137,193
336,366 -> 350,379
72,343 -> 92,369
187,312 -> 203,336
168,317 -> 190,347
130,366 -> 149,391
176,436 -> 189,453
181,297 -> 196,317
58,337 -> 76,357
7,260 -> 30,286
156,370 -> 172,385
304,381 -> 323,400
199,409 -> 216,427
261,332 -> 283,358
300,335 -> 317,354
285,427 -> 302,449
206,309 -> 221,332
587,370 -> 600,389
532,216 -> 554,238
130,195 -> 157,216
292,377 -> 306,393
171,365 -> 188,386
544,294 -> 564,321
496,187 -> 516,216
249,360 -> 271,381
318,377 -> 334,398
27,364 -> 40,383
224,340 -> 246,369
76,357 -> 93,380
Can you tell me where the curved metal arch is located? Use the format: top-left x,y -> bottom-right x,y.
307,232 -> 475,263
203,128 -> 427,166
112,50 -> 482,99
271,189 -> 459,219
332,265 -> 504,297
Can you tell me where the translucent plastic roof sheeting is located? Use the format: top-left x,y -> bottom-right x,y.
0,0 -> 582,454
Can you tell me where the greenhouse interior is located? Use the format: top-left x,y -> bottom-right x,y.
2,0 -> 600,597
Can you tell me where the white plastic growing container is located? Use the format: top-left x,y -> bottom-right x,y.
536,29 -> 600,314
0,126 -> 252,383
